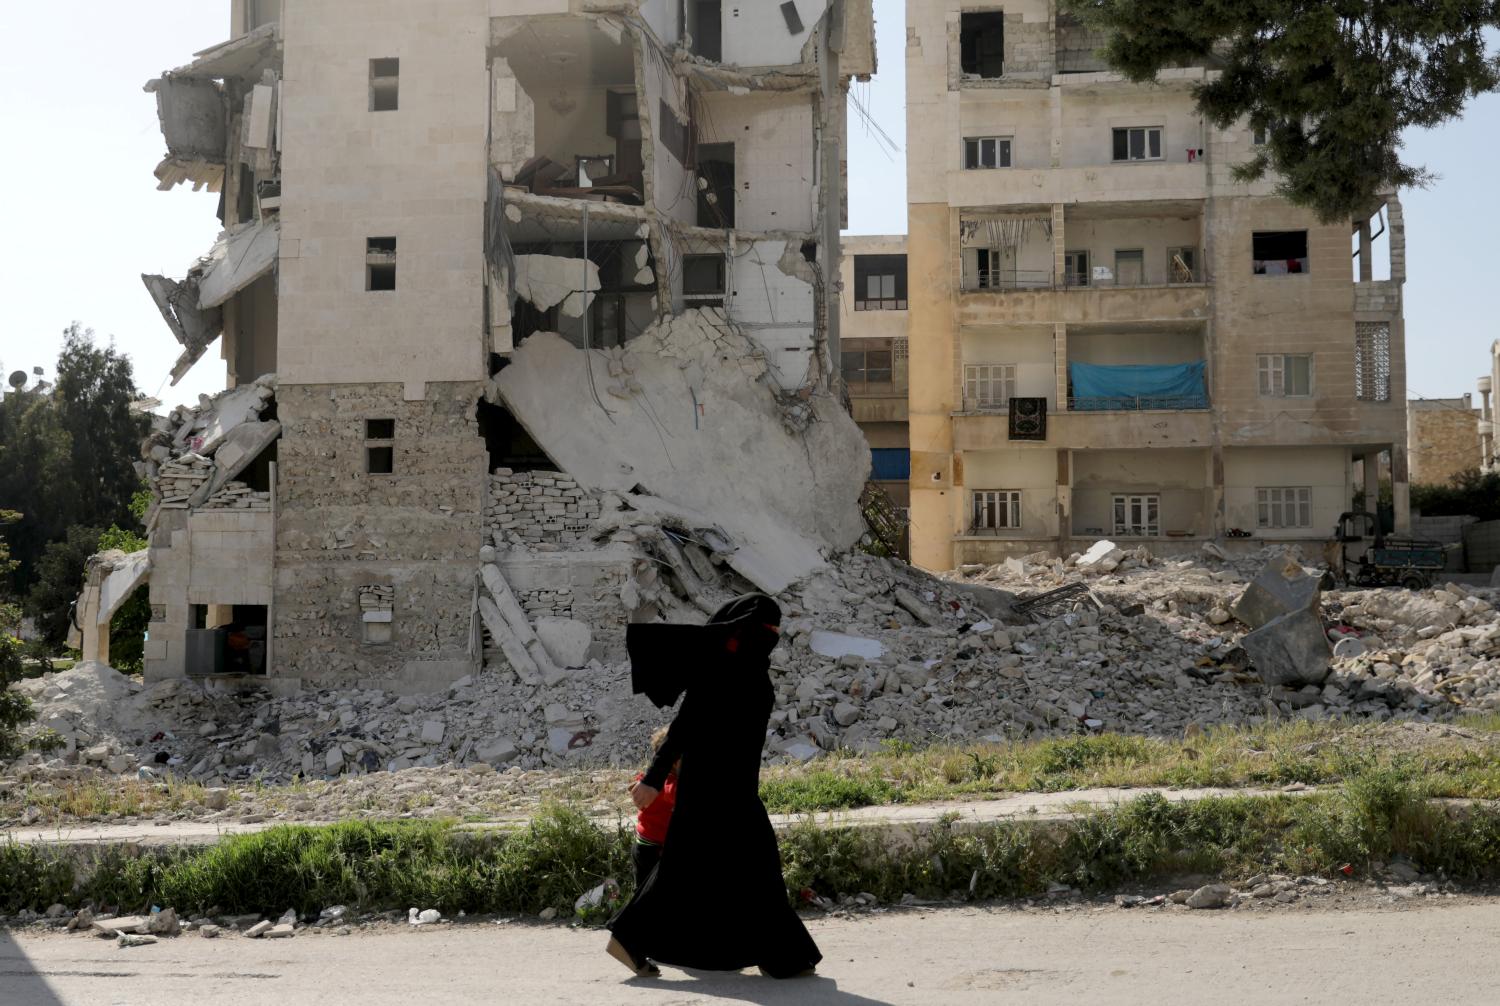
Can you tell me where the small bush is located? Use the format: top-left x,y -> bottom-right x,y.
0,842 -> 74,913
760,772 -> 898,813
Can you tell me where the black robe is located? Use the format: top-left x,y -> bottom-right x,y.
608,594 -> 821,977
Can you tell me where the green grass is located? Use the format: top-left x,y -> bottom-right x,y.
8,767 -> 1500,919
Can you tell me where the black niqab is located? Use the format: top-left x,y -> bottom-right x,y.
610,593 -> 820,977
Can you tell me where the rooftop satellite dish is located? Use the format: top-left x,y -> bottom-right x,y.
8,371 -> 27,390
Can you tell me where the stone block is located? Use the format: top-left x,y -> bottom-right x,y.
534,617 -> 592,668
1241,609 -> 1332,687
1231,555 -> 1321,629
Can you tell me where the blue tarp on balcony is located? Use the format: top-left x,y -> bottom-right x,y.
1068,360 -> 1208,411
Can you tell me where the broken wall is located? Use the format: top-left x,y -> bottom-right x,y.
698,91 -> 816,231
719,0 -> 831,67
273,382 -> 487,689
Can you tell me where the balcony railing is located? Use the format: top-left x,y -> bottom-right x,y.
962,266 -> 1205,292
967,269 -> 1055,292
961,396 -> 1013,413
1066,395 -> 1209,412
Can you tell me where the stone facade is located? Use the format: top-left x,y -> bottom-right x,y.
1408,397 -> 1480,486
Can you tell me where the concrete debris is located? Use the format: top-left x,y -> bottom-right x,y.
1231,554 -> 1323,630
1184,884 -> 1233,910
244,920 -> 273,938
197,218 -> 280,310
118,933 -> 159,948
809,630 -> 885,661
511,254 -> 601,318
1241,609 -> 1333,688
92,916 -> 151,936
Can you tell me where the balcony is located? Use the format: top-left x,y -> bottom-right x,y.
948,163 -> 1208,208
954,399 -> 1214,451
1067,395 -> 1208,412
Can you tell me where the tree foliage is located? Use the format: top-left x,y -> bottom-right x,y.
1411,468 -> 1500,522
0,324 -> 149,598
1063,0 -> 1500,220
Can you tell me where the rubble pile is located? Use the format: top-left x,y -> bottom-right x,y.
12,538 -> 1500,789
153,454 -> 213,508
487,469 -> 603,548
197,481 -> 271,511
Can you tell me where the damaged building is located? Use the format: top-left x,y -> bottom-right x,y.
904,0 -> 1411,570
121,0 -> 877,690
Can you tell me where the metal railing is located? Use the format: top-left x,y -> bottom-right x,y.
961,396 -> 1013,414
1066,395 -> 1209,412
963,269 -> 1055,292
963,267 -> 1206,292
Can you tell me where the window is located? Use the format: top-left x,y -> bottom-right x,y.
1252,231 -> 1308,274
683,254 -> 726,308
1257,354 -> 1312,397
696,143 -> 735,227
1112,127 -> 1162,162
1257,487 -> 1312,529
1355,322 -> 1392,402
854,254 -> 907,310
1064,250 -> 1090,287
963,363 -> 1016,410
684,0 -> 722,62
1114,249 -> 1144,286
366,237 -> 397,291
1167,246 -> 1198,283
365,417 -> 395,474
959,12 -> 1005,78
972,247 -> 1004,289
1252,126 -> 1267,146
870,448 -> 910,481
963,136 -> 1012,169
1112,494 -> 1160,537
370,58 -> 399,112
972,490 -> 1021,531
841,339 -> 894,391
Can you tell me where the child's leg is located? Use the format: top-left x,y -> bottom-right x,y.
632,840 -> 661,890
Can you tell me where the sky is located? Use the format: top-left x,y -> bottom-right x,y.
0,0 -> 1493,411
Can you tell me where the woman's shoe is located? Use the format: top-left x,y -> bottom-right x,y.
606,936 -> 660,977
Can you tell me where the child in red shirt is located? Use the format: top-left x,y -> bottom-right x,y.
631,726 -> 679,890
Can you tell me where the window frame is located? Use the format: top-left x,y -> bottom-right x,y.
1113,248 -> 1145,286
682,253 -> 726,308
971,489 -> 1022,531
963,363 -> 1017,411
1252,230 -> 1310,275
1111,126 -> 1163,162
841,338 -> 895,392
369,58 -> 400,113
853,254 -> 908,311
1256,486 -> 1313,529
1166,246 -> 1198,284
959,11 -> 1006,79
1111,493 -> 1161,537
1257,353 -> 1313,398
963,135 -> 1014,170
1064,250 -> 1090,287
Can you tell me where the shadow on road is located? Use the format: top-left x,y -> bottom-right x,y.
0,926 -> 68,1006
638,968 -> 896,1005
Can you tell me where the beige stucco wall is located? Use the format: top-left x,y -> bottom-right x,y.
1222,446 -> 1352,538
962,448 -> 1058,538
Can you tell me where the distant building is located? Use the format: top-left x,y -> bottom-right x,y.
839,235 -> 909,511
1407,396 -> 1480,486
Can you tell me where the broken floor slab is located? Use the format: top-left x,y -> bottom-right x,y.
166,23 -> 281,81
511,254 -> 601,318
141,274 -> 223,385
491,318 -> 868,594
197,218 -> 280,309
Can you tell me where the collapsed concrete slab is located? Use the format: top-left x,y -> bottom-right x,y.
1240,608 -> 1332,688
197,218 -> 280,309
141,274 -> 224,386
491,316 -> 868,594
188,420 -> 281,508
1231,555 -> 1322,630
511,254 -> 601,318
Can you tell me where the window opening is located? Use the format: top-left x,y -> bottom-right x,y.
841,339 -> 894,392
1167,246 -> 1198,283
367,237 -> 397,291
476,400 -> 559,472
963,136 -> 1012,170
684,1 -> 723,62
1064,250 -> 1090,287
696,143 -> 735,228
1114,249 -> 1144,286
1112,494 -> 1160,537
370,58 -> 399,112
972,490 -> 1021,531
960,12 -> 1006,78
964,363 -> 1016,411
1112,126 -> 1162,161
1257,487 -> 1312,528
854,254 -> 907,310
1257,354 -> 1312,397
683,254 -> 727,308
1253,231 -> 1308,274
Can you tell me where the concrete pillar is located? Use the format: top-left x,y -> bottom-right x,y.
1054,323 -> 1068,411
1362,452 -> 1380,513
1357,219 -> 1373,283
1055,448 -> 1072,545
1391,444 -> 1411,533
1051,203 -> 1066,288
1210,447 -> 1225,536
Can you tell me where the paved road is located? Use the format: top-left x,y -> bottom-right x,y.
4,901 -> 1498,1005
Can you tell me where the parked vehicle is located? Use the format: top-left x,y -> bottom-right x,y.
1326,511 -> 1445,590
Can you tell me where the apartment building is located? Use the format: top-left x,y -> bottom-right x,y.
129,0 -> 875,687
839,234 -> 910,509
904,1 -> 1410,570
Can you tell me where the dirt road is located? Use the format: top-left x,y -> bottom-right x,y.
4,901 -> 1497,1005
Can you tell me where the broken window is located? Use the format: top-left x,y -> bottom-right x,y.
186,604 -> 268,675
971,490 -> 1021,532
367,237 -> 397,291
1112,494 -> 1160,537
658,100 -> 693,167
370,58 -> 399,112
477,400 -> 559,472
1167,246 -> 1199,283
963,136 -> 1012,170
963,363 -> 1016,411
684,0 -> 723,61
1252,231 -> 1308,274
1257,487 -> 1312,529
683,254 -> 727,308
1064,250 -> 1090,287
960,11 -> 1005,78
365,417 -> 395,474
1111,126 -> 1162,162
841,339 -> 894,392
1114,249 -> 1144,286
696,144 -> 736,228
854,255 -> 907,311
1257,354 -> 1312,397
1252,126 -> 1267,146
1354,323 -> 1391,402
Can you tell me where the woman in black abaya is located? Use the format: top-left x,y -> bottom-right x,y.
606,593 -> 821,979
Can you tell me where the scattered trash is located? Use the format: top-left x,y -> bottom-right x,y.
408,907 -> 442,926
117,933 -> 158,948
